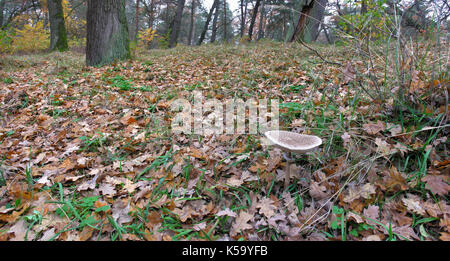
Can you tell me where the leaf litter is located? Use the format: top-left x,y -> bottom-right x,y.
0,43 -> 449,241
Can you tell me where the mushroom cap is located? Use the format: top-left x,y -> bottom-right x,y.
264,130 -> 322,153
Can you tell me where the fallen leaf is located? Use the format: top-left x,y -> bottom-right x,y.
309,181 -> 329,200
341,132 -> 351,144
379,167 -> 409,192
256,197 -> 277,219
363,235 -> 382,241
402,196 -> 426,216
9,219 -> 34,241
363,205 -> 379,226
230,211 -> 253,236
342,62 -> 356,84
112,199 -> 132,225
227,177 -> 244,187
216,208 -> 237,218
39,228 -> 56,241
98,183 -> 116,197
363,121 -> 385,135
123,179 -> 138,194
422,175 -> 450,196
193,222 -> 207,231
440,232 -> 450,241
391,225 -> 420,240
79,225 -> 94,241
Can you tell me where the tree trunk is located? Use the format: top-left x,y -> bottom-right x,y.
257,0 -> 265,40
134,0 -> 140,42
86,0 -> 130,66
240,0 -> 247,37
247,0 -> 261,41
197,0 -> 219,45
168,0 -> 186,48
223,0 -> 227,42
210,1 -> 219,43
188,0 -> 195,45
290,0 -> 328,43
0,0 -> 6,27
144,0 -> 155,28
47,0 -> 68,52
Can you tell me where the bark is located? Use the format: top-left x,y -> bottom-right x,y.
240,0 -> 248,37
188,0 -> 195,45
257,0 -> 265,40
135,0 -> 140,42
290,0 -> 328,43
143,0 -> 155,28
197,0 -> 219,45
86,0 -> 130,66
210,1 -> 219,43
223,0 -> 227,42
168,0 -> 186,48
0,0 -> 5,27
247,0 -> 261,41
47,0 -> 68,52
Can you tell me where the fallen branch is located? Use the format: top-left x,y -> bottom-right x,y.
297,40 -> 342,66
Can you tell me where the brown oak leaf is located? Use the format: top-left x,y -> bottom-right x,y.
256,197 -> 277,218
230,211 -> 253,236
363,120 -> 385,135
422,175 -> 450,196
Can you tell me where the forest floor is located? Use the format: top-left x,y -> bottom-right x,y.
0,41 -> 448,241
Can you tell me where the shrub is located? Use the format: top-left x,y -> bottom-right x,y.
11,20 -> 49,53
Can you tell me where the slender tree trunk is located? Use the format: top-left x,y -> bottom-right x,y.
197,0 -> 219,45
169,0 -> 186,48
135,0 -> 140,42
146,0 -> 155,28
247,0 -> 261,41
143,0 -> 155,49
290,0 -> 328,43
188,0 -> 195,45
47,0 -> 68,52
223,0 -> 227,42
240,0 -> 248,37
0,0 -> 5,27
210,1 -> 219,43
43,9 -> 49,29
322,24 -> 332,43
86,0 -> 130,66
257,0 -> 265,40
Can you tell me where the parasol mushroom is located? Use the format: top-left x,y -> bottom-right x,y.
264,130 -> 322,188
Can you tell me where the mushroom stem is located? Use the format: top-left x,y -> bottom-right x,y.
283,152 -> 293,189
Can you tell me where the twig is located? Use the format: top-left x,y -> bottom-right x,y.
297,40 -> 342,66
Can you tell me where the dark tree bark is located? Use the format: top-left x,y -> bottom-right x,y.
86,0 -> 130,66
197,0 -> 219,45
47,0 -> 68,51
210,1 -> 219,43
0,0 -> 5,27
257,0 -> 265,40
188,0 -> 196,45
168,0 -> 186,48
247,0 -> 261,41
290,0 -> 328,43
